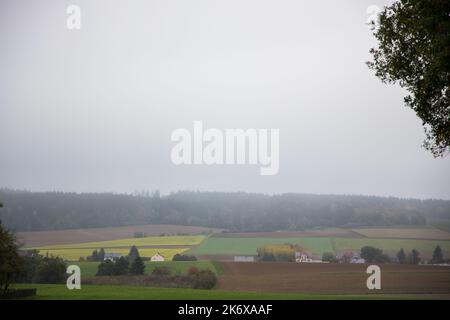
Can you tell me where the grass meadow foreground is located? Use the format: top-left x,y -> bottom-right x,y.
11,284 -> 450,300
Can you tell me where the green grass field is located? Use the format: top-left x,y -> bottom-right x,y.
188,237 -> 334,255
75,260 -> 223,277
188,236 -> 450,258
11,284 -> 450,300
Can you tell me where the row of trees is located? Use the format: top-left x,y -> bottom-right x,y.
1,217 -> 68,292
87,248 -> 106,262
96,256 -> 145,276
16,252 -> 67,284
3,189 -> 448,232
96,246 -> 145,276
321,245 -> 445,264
397,245 -> 445,265
172,254 -> 197,261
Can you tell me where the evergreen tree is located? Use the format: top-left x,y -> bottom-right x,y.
411,249 -> 421,264
91,250 -> 98,261
98,248 -> 105,261
397,248 -> 406,264
130,256 -> 145,275
113,257 -> 129,275
432,245 -> 444,264
96,260 -> 114,276
128,245 -> 140,262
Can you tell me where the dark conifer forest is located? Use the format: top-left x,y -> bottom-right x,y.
1,189 -> 448,232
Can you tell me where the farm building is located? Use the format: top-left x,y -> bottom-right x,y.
104,253 -> 122,261
350,256 -> 365,264
234,256 -> 255,262
151,253 -> 165,261
295,252 -> 322,263
337,252 -> 366,264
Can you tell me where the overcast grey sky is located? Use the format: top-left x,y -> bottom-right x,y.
0,0 -> 449,199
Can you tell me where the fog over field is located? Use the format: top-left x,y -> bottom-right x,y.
0,0 -> 449,199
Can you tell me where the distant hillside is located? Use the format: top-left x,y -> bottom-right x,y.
1,189 -> 449,232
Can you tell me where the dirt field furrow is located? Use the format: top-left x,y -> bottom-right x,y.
217,262 -> 450,295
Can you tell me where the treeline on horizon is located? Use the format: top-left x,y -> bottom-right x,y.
0,189 -> 449,232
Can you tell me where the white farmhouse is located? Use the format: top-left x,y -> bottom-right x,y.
295,252 -> 323,263
295,252 -> 313,263
151,253 -> 165,261
234,256 -> 255,262
104,253 -> 122,261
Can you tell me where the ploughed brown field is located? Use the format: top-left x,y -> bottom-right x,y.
17,224 -> 222,247
212,229 -> 362,238
351,227 -> 450,240
217,262 -> 450,295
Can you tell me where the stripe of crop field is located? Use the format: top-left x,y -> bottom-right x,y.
37,248 -> 189,261
31,235 -> 206,250
188,237 -> 334,255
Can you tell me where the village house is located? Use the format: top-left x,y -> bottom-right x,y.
350,255 -> 366,264
151,253 -> 165,261
104,252 -> 122,261
337,251 -> 366,264
234,256 -> 255,262
295,252 -> 322,263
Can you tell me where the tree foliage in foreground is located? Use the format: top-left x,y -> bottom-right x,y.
368,0 -> 450,156
0,220 -> 22,291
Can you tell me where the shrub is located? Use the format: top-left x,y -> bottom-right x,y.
172,254 -> 197,261
151,266 -> 171,277
191,270 -> 217,289
187,266 -> 199,276
322,252 -> 336,263
96,260 -> 115,276
360,246 -> 390,263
